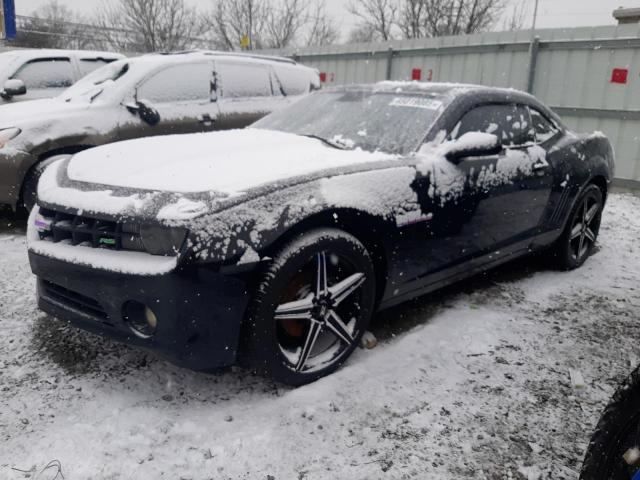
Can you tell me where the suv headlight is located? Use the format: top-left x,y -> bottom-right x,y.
0,128 -> 21,149
140,225 -> 188,256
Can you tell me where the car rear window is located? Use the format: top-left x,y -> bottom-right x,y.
273,64 -> 312,96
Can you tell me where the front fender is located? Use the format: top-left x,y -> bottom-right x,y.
187,166 -> 420,265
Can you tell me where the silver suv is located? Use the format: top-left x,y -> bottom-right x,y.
0,51 -> 320,210
0,49 -> 124,103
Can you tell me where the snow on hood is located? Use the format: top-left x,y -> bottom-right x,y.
0,98 -> 89,128
65,128 -> 396,195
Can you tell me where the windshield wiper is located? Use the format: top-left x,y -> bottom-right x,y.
301,134 -> 350,150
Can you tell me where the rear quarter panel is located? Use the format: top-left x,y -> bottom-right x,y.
543,129 -> 614,234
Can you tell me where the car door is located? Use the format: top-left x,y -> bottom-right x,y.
10,57 -> 75,101
450,103 -> 554,254
119,61 -> 220,139
215,60 -> 284,130
402,103 -> 554,283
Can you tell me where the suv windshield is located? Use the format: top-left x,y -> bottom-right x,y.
253,89 -> 448,155
60,60 -> 130,103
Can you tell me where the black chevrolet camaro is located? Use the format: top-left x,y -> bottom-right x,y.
28,82 -> 614,385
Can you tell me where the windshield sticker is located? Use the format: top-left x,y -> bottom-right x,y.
389,97 -> 443,110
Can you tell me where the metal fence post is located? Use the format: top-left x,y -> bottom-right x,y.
526,36 -> 540,94
386,47 -> 394,80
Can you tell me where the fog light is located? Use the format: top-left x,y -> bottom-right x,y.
122,300 -> 157,338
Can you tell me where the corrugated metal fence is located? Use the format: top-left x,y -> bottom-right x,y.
264,25 -> 640,188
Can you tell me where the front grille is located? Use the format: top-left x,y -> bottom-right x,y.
36,207 -> 145,252
41,280 -> 112,324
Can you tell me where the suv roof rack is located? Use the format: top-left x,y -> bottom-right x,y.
154,49 -> 296,65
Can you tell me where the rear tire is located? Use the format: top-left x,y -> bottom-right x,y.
551,184 -> 603,270
581,367 -> 640,479
243,228 -> 376,386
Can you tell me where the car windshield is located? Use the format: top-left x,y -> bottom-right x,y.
253,89 -> 449,155
60,60 -> 130,103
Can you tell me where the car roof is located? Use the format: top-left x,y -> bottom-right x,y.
1,49 -> 124,60
325,81 -> 526,98
136,50 -> 299,67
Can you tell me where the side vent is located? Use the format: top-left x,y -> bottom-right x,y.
550,188 -> 571,225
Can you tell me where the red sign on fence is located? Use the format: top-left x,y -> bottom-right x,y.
411,68 -> 422,81
611,68 -> 629,84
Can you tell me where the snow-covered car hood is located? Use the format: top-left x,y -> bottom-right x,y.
0,98 -> 90,128
37,128 -> 399,221
64,128 -> 395,195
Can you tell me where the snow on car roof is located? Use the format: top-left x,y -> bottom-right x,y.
154,49 -> 298,65
317,80 -> 528,99
1,49 -> 124,60
376,80 -> 527,96
124,50 -> 303,69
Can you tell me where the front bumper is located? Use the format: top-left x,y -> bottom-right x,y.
29,251 -> 251,371
0,147 -> 35,207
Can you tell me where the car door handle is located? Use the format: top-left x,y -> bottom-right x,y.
199,114 -> 215,126
532,158 -> 550,171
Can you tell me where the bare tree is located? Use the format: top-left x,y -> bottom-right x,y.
347,0 -> 398,41
11,0 -> 86,49
94,0 -> 206,53
350,0 -> 505,41
502,0 -> 528,31
264,0 -> 307,48
414,0 -> 506,37
398,0 -> 427,39
305,2 -> 340,47
347,24 -> 379,43
207,0 -> 267,50
207,0 -> 338,50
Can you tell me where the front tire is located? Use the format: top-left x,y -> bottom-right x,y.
243,228 -> 376,386
552,184 -> 603,270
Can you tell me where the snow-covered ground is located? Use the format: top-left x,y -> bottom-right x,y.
1,193 -> 639,480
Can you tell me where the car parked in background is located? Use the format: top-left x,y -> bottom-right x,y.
0,51 -> 319,210
27,82 -> 613,386
0,49 -> 124,103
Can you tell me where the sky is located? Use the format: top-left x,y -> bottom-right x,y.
14,0 -> 639,37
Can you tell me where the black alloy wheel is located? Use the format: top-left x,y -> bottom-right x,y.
553,184 -> 603,270
243,228 -> 376,386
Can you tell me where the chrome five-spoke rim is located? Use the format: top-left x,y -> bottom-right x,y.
569,196 -> 600,261
275,251 -> 366,374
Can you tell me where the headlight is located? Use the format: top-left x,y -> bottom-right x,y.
0,128 -> 20,149
139,225 -> 188,256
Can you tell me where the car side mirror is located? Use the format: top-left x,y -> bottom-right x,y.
1,79 -> 27,99
445,132 -> 502,163
125,99 -> 160,126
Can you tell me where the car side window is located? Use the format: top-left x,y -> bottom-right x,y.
78,58 -> 117,78
453,104 -> 535,147
12,58 -> 74,89
530,108 -> 560,143
273,64 -> 311,96
137,63 -> 213,104
218,61 -> 272,98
